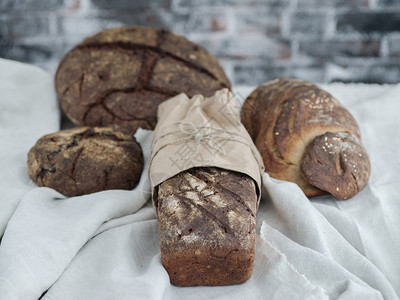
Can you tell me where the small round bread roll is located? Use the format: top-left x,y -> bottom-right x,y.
55,26 -> 231,133
27,126 -> 144,196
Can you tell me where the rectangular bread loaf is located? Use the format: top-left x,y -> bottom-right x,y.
154,167 -> 257,286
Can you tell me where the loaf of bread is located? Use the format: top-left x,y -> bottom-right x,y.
55,26 -> 231,133
241,78 -> 370,199
154,167 -> 258,286
27,126 -> 143,196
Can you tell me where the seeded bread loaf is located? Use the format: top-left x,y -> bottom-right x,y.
55,26 -> 231,133
27,126 -> 143,196
154,167 -> 258,286
241,78 -> 370,199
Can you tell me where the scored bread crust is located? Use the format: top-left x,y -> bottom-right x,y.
155,167 -> 257,286
27,126 -> 144,196
55,26 -> 231,133
241,78 -> 370,199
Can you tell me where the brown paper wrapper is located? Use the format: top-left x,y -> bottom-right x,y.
149,88 -> 265,203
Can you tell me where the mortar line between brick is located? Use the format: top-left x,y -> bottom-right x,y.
380,36 -> 390,58
48,13 -> 58,37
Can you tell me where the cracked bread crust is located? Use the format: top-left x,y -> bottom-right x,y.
27,126 -> 143,196
55,26 -> 231,133
155,167 -> 257,286
241,78 -> 370,199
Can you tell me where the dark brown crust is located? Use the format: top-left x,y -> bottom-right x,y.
27,126 -> 144,196
55,26 -> 231,133
301,132 -> 371,200
241,78 -> 370,198
155,167 -> 257,286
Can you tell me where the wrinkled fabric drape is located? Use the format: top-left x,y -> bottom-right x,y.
0,59 -> 398,300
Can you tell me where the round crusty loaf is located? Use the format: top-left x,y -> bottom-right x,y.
55,26 -> 231,133
27,126 -> 144,196
241,78 -> 370,200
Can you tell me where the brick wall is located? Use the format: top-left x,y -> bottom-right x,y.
1,0 -> 400,85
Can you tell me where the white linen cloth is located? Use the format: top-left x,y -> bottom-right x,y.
0,58 -> 60,237
0,58 -> 399,300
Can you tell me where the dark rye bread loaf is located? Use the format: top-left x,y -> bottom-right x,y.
241,78 -> 370,199
27,126 -> 143,196
55,26 -> 231,133
154,167 -> 258,286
